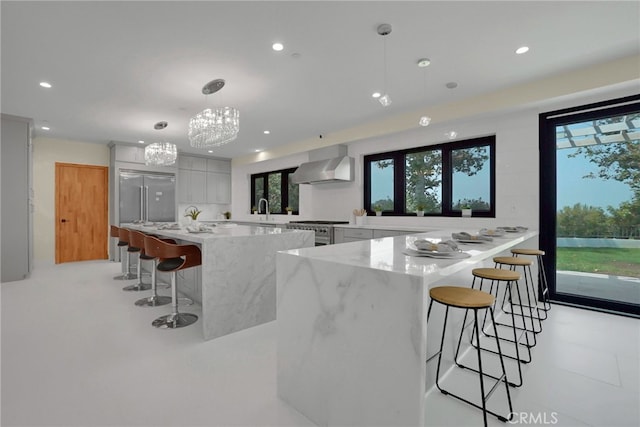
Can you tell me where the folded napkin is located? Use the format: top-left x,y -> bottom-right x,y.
479,228 -> 505,237
414,239 -> 459,252
157,223 -> 180,230
452,231 -> 493,241
185,224 -> 212,232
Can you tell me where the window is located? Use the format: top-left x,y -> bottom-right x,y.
364,135 -> 495,216
251,167 -> 299,214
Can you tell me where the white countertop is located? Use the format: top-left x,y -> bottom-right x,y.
124,222 -> 306,243
284,228 -> 538,278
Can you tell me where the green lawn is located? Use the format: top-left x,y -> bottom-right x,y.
556,247 -> 640,277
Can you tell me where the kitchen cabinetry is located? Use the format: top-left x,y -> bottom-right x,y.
178,169 -> 207,203
206,172 -> 231,204
178,155 -> 207,171
178,155 -> 231,204
1,114 -> 33,282
114,145 -> 146,164
334,227 -> 414,244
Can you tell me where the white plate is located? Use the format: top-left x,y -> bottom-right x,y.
413,248 -> 457,256
186,230 -> 212,234
480,229 -> 506,237
454,239 -> 486,243
403,249 -> 470,259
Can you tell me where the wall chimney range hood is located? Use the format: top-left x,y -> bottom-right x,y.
290,145 -> 354,184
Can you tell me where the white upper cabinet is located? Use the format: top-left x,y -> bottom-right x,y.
207,158 -> 231,173
114,145 -> 145,164
178,155 -> 207,171
206,172 -> 231,204
178,155 -> 231,204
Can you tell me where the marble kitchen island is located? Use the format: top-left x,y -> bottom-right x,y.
127,223 -> 314,340
277,228 -> 538,427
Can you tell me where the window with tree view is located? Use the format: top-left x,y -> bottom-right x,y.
251,167 -> 298,214
364,135 -> 495,216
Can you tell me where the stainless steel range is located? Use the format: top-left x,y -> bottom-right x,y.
285,221 -> 348,246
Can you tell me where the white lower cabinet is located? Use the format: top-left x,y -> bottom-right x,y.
373,229 -> 413,238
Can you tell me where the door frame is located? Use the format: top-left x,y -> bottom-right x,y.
539,94 -> 640,317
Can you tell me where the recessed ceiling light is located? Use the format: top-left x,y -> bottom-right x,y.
515,46 -> 529,55
255,149 -> 262,153
208,150 -> 213,153
372,92 -> 381,98
41,126 -> 50,130
138,140 -> 145,144
446,131 -> 458,140
272,42 -> 284,51
263,130 -> 270,135
417,58 -> 431,68
39,82 -> 52,88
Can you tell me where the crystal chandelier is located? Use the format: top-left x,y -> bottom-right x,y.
188,79 -> 240,148
145,142 -> 177,166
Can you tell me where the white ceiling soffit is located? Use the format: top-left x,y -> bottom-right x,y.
1,1 -> 639,161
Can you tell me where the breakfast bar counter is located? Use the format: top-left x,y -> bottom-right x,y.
276,228 -> 538,427
126,223 -> 314,340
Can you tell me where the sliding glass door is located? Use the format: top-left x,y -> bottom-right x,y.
540,95 -> 640,316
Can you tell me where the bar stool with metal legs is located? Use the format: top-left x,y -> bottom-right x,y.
511,248 -> 551,319
143,234 -> 199,329
116,228 -> 140,281
111,225 -> 135,280
493,256 -> 543,337
458,267 -> 532,388
427,286 -> 513,426
122,230 -> 167,303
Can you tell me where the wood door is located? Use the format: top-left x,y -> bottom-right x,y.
55,163 -> 109,263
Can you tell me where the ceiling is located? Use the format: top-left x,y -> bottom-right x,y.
2,1 -> 639,160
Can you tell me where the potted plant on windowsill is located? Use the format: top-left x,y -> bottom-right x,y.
415,203 -> 425,217
461,204 -> 472,217
252,206 -> 258,215
286,207 -> 293,215
373,205 -> 382,216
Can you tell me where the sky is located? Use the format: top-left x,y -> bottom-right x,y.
556,148 -> 632,210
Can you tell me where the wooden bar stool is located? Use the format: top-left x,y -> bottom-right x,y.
459,267 -> 532,388
511,248 -> 551,319
112,226 -> 136,280
493,256 -> 543,336
427,286 -> 513,426
144,235 -> 199,329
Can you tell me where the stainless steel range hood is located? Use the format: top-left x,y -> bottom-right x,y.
290,156 -> 354,184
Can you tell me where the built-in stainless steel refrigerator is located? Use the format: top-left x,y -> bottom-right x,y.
119,171 -> 176,223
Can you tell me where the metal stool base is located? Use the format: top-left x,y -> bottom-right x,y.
135,295 -> 172,307
152,313 -> 198,329
123,283 -> 152,291
113,273 -> 137,280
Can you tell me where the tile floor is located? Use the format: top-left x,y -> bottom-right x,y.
1,260 -> 638,427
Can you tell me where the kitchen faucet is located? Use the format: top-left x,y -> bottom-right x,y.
258,198 -> 269,221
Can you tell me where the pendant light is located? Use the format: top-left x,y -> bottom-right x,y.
417,58 -> 431,126
377,24 -> 392,107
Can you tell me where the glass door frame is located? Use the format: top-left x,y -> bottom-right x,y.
539,94 -> 640,317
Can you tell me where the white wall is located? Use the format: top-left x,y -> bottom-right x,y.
33,137 -> 110,266
231,83 -> 638,230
